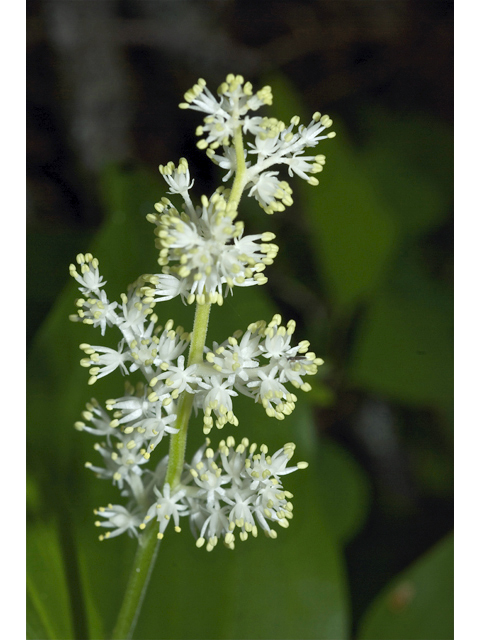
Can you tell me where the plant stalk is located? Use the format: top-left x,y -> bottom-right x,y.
111,523 -> 160,640
111,123 -> 246,639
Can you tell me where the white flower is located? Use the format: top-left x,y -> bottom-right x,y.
94,504 -> 143,540
159,158 -> 194,198
85,437 -> 149,491
194,503 -> 231,551
149,192 -> 277,303
247,365 -> 295,420
206,145 -> 246,182
286,153 -> 325,183
69,253 -> 106,296
71,289 -> 119,336
197,376 -> 238,433
188,452 -> 230,505
70,75 -> 332,550
247,171 -> 293,214
224,491 -> 257,533
155,320 -> 190,362
135,404 -> 179,451
205,329 -> 261,383
247,442 -> 306,488
107,390 -> 151,427
260,316 -> 298,359
143,483 -> 189,539
247,132 -> 282,158
79,340 -> 129,385
181,436 -> 308,550
74,399 -> 115,440
179,75 -> 273,151
156,355 -> 201,397
143,273 -> 189,304
117,291 -> 152,343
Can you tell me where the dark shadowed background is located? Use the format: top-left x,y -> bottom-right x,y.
27,2 -> 453,639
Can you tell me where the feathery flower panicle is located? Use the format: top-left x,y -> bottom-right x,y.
69,74 -> 333,549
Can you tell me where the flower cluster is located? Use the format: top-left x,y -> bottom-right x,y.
70,75 -> 333,550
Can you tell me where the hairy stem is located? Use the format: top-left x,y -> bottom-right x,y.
111,524 -> 159,640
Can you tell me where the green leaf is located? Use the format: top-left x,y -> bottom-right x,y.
348,285 -> 453,411
27,591 -> 51,640
266,74 -> 398,310
316,437 -> 371,545
27,521 -> 75,640
359,107 -> 453,237
358,533 -> 453,640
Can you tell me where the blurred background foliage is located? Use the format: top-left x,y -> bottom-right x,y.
27,1 -> 453,639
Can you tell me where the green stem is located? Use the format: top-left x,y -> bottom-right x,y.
165,300 -> 211,488
229,124 -> 247,211
111,124 -> 247,640
110,302 -> 211,640
111,523 -> 159,640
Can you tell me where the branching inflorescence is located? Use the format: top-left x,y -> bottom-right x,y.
70,74 -> 334,552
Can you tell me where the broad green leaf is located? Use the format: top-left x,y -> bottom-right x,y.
27,521 -> 74,640
359,107 -> 453,236
348,285 -> 453,411
77,541 -> 106,640
266,74 -> 398,311
299,118 -> 398,310
315,436 -> 371,545
27,591 -> 51,640
358,533 -> 453,640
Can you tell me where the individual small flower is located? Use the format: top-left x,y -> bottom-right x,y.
197,375 -> 239,434
259,315 -> 298,359
188,450 -> 230,505
79,340 -> 129,385
156,355 -> 202,398
74,398 -> 116,440
247,365 -> 296,420
70,289 -> 119,336
247,171 -> 293,214
94,503 -> 144,541
141,273 -> 190,304
159,157 -> 194,198
193,503 -> 232,551
85,434 -> 150,490
117,290 -> 155,343
286,153 -> 326,183
205,328 -> 262,383
69,253 -> 106,296
206,145 -> 248,182
106,386 -> 152,427
246,441 -> 308,488
142,483 -> 189,539
135,403 -> 179,452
